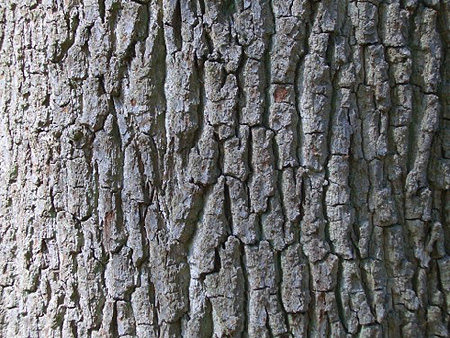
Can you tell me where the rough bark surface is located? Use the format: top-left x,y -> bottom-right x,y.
0,0 -> 449,337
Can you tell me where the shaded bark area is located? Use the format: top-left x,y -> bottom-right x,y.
0,0 -> 449,337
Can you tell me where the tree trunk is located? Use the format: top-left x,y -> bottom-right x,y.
0,0 -> 449,337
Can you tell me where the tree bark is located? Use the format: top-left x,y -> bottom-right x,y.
0,0 -> 449,337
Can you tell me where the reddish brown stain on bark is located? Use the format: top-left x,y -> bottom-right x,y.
274,87 -> 288,103
104,210 -> 114,247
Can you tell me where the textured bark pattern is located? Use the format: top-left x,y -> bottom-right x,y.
0,0 -> 449,337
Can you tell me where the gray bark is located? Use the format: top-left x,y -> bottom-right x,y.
0,0 -> 449,337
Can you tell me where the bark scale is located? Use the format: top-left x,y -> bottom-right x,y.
0,0 -> 449,337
